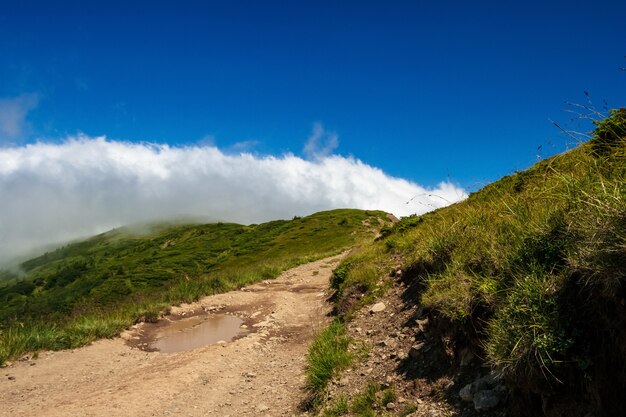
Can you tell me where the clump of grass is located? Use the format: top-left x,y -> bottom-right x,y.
590,107 -> 626,156
305,320 -> 354,408
486,271 -> 572,379
319,382 -> 402,417
380,386 -> 396,406
330,245 -> 394,317
322,394 -> 349,417
350,382 -> 379,416
422,267 -> 473,321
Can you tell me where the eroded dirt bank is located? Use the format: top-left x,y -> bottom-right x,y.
1,255 -> 343,417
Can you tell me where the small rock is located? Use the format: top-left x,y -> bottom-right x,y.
473,389 -> 500,411
416,317 -> 429,332
386,402 -> 397,410
369,302 -> 386,313
408,343 -> 425,358
395,269 -> 403,278
460,373 -> 502,402
256,404 -> 270,412
459,383 -> 476,402
7,376 -> 15,380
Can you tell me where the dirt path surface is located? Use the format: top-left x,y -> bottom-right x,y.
1,255 -> 343,417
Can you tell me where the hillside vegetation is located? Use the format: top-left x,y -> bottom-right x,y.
0,209 -> 389,364
322,109 -> 626,416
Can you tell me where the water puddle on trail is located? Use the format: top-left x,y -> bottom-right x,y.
149,314 -> 246,353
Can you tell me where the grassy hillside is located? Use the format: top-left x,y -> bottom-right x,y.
0,209 -> 389,364
323,109 -> 626,416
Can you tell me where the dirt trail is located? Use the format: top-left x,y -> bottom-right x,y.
1,255 -> 343,417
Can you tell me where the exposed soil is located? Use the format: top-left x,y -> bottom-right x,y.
0,255 -> 344,417
322,270 -> 509,416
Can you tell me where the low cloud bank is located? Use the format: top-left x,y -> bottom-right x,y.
0,136 -> 467,264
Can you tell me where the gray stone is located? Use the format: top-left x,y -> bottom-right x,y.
473,389 -> 500,411
459,372 -> 503,402
459,384 -> 474,402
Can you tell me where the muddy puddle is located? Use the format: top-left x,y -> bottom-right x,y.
131,313 -> 249,353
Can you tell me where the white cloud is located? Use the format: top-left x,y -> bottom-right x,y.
0,93 -> 39,144
303,123 -> 339,159
0,136 -> 467,264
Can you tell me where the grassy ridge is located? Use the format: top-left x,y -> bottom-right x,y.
0,209 -> 389,364
327,109 -> 626,415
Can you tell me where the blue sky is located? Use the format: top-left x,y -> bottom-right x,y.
0,1 -> 625,261
1,1 -> 623,188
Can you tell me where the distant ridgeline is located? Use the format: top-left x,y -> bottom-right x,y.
0,209 -> 390,363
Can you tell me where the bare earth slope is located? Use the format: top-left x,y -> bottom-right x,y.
1,255 -> 343,417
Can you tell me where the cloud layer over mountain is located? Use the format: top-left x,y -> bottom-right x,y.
0,136 -> 466,264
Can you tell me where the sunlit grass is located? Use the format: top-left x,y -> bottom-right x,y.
305,320 -> 354,408
328,109 -> 626,388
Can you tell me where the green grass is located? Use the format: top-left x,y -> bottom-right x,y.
322,395 -> 350,417
318,382 -> 398,417
305,320 -> 354,408
350,382 -> 379,416
326,109 -> 626,413
0,209 -> 389,364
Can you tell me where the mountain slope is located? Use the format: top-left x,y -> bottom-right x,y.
314,109 -> 626,416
